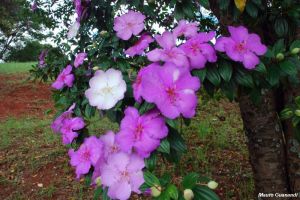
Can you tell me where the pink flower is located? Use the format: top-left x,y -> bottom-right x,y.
74,52 -> 87,68
141,62 -> 200,119
60,117 -> 85,144
101,152 -> 145,200
67,21 -> 80,39
38,50 -> 48,68
51,103 -> 76,133
180,31 -> 217,69
173,20 -> 198,38
113,10 -> 145,40
100,131 -> 120,160
146,31 -> 189,68
133,63 -> 160,103
69,136 -> 104,179
125,34 -> 154,57
215,26 -> 267,69
52,65 -> 75,90
31,2 -> 37,11
116,107 -> 168,158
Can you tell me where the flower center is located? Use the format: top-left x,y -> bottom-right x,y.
165,86 -> 177,103
134,123 -> 144,140
120,170 -> 130,181
101,86 -> 113,95
82,150 -> 90,161
110,145 -> 119,153
235,42 -> 246,53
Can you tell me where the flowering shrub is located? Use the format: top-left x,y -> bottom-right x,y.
30,0 -> 300,199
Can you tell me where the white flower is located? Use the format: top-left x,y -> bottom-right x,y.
85,69 -> 126,110
67,21 -> 80,39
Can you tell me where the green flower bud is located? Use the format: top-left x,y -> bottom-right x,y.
207,180 -> 218,190
276,53 -> 285,61
95,177 -> 102,186
183,189 -> 194,200
100,30 -> 108,37
291,48 -> 300,55
295,110 -> 300,117
151,185 -> 161,197
92,66 -> 99,71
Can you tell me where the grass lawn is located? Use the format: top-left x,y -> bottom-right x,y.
0,62 -> 36,74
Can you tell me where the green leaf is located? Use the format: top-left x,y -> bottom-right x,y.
139,182 -> 150,192
273,39 -> 285,55
193,186 -> 220,200
266,66 -> 281,86
207,67 -> 221,86
144,171 -> 160,187
145,153 -> 157,171
93,187 -> 103,200
182,172 -> 200,189
290,40 -> 300,50
246,2 -> 258,18
295,96 -> 300,107
139,102 -> 155,115
280,108 -> 293,120
199,0 -> 210,9
157,139 -> 170,154
219,0 -> 230,10
274,18 -> 289,37
192,68 -> 207,82
235,69 -> 254,88
279,60 -> 297,76
168,128 -> 187,153
102,188 -> 111,200
166,184 -> 179,200
255,62 -> 267,73
218,61 -> 232,82
166,118 -> 178,129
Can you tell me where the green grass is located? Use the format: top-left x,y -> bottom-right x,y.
0,62 -> 36,74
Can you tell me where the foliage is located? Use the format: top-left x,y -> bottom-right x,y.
29,0 -> 300,199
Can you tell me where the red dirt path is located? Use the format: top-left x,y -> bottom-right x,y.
0,74 -> 54,119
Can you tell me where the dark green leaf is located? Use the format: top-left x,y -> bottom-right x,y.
246,2 -> 258,18
182,172 -> 200,189
207,67 -> 221,86
274,18 -> 289,37
235,69 -> 254,88
144,171 -> 160,187
266,66 -> 281,86
255,62 -> 267,73
279,60 -> 297,76
273,39 -> 285,55
193,186 -> 220,200
157,139 -> 170,154
166,184 -> 178,200
145,153 -> 157,171
218,61 -> 232,82
290,40 -> 300,50
139,102 -> 155,115
192,68 -> 207,82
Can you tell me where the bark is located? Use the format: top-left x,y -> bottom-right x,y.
281,25 -> 300,192
239,90 -> 290,196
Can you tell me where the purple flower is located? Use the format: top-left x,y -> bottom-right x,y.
215,26 -> 267,69
173,20 -> 198,38
67,21 -> 80,39
60,117 -> 85,144
113,10 -> 146,40
146,31 -> 189,68
51,103 -> 76,133
38,50 -> 48,68
74,52 -> 87,68
133,63 -> 160,103
101,152 -> 145,200
73,0 -> 90,22
31,2 -> 37,11
125,34 -> 154,57
69,136 -> 104,179
180,31 -> 217,69
141,62 -> 200,119
116,107 -> 168,158
52,65 -> 75,90
100,131 -> 120,160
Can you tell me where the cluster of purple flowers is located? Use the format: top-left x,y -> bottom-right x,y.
50,8 -> 268,200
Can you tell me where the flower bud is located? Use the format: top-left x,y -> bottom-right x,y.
276,53 -> 285,61
295,110 -> 300,117
92,66 -> 99,71
183,189 -> 194,200
151,185 -> 161,197
100,30 -> 108,37
207,180 -> 218,190
291,48 -> 300,55
95,177 -> 102,186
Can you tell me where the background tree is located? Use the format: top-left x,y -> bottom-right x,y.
0,0 -> 55,60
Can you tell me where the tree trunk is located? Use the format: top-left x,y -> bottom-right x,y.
238,90 -> 290,196
281,25 -> 300,192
